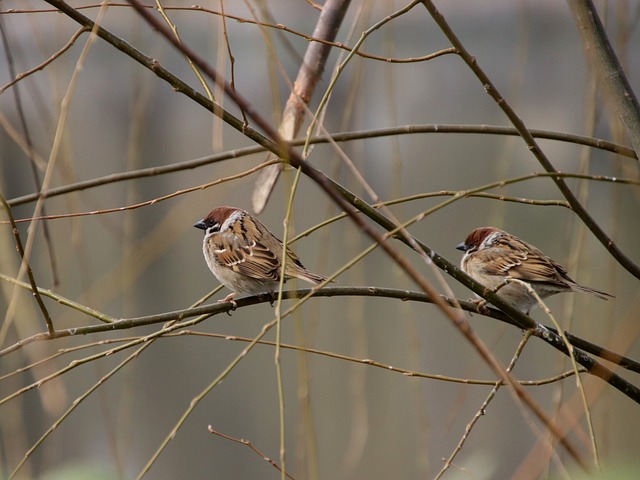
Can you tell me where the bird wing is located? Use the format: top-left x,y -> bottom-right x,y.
214,231 -> 283,282
478,246 -> 563,284
503,252 -> 565,283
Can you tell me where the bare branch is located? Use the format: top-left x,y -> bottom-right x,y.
568,0 -> 640,158
252,0 -> 351,213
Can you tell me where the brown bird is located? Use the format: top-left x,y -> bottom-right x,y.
456,227 -> 613,314
195,206 -> 328,304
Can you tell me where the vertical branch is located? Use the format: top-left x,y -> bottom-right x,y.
0,194 -> 54,336
568,0 -> 640,160
252,0 -> 351,213
0,19 -> 59,286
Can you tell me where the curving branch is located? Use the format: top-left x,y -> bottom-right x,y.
1,284 -> 638,403
6,124 -> 636,208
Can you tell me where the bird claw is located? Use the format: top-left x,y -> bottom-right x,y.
267,291 -> 276,307
218,293 -> 238,314
469,298 -> 489,314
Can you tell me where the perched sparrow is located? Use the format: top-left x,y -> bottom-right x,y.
194,206 -> 328,305
456,227 -> 613,314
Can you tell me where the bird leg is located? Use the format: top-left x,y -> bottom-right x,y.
468,297 -> 489,314
266,291 -> 276,307
468,279 -> 510,314
474,278 -> 510,313
218,292 -> 238,310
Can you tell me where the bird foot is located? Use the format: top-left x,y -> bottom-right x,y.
266,291 -> 277,307
469,298 -> 490,314
218,293 -> 238,312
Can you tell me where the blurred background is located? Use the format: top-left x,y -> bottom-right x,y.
1,1 -> 639,478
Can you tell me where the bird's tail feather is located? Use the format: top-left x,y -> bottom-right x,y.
292,270 -> 331,286
573,284 -> 614,300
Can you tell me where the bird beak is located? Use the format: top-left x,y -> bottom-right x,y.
455,242 -> 468,252
194,220 -> 206,230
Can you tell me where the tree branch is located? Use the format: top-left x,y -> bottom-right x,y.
2,286 -> 637,403
568,0 -> 640,159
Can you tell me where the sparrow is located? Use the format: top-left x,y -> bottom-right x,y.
456,227 -> 613,314
194,206 -> 329,305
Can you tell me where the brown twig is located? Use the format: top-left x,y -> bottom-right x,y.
437,331 -> 535,479
6,160 -> 278,223
0,194 -> 54,335
207,426 -> 297,480
0,27 -> 90,94
2,3 -> 454,64
0,328 -> 586,387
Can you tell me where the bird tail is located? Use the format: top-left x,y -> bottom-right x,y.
294,270 -> 331,286
284,249 -> 331,286
573,283 -> 614,300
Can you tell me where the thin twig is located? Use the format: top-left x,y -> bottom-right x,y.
509,279 -> 600,468
208,426 -> 297,480
436,331 -> 536,479
184,330 -> 585,387
7,160 -> 279,223
0,327 -> 585,391
0,193 -> 55,335
0,27 -> 90,93
4,3 -> 454,64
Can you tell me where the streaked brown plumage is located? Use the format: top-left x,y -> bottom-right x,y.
194,206 -> 328,304
456,227 -> 613,314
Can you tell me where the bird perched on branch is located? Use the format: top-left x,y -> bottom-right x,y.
457,226 -> 613,314
195,206 -> 328,306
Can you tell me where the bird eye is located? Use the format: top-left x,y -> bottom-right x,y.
207,222 -> 221,235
